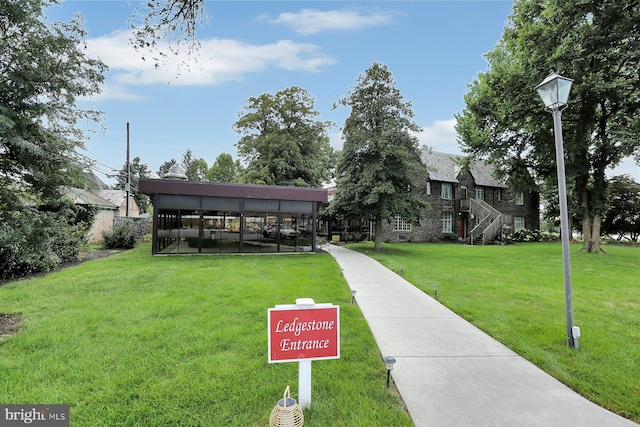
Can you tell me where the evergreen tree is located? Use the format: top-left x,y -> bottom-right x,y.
181,149 -> 208,181
330,62 -> 427,250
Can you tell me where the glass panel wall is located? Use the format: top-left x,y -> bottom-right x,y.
242,212 -> 269,253
157,209 -> 180,253
291,213 -> 314,252
155,209 -> 316,254
199,211 -> 241,254
218,211 -> 241,253
179,209 -> 201,254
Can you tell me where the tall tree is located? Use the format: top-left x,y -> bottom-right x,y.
233,86 -> 335,187
1,0 -> 107,277
206,153 -> 242,183
456,0 -> 640,253
1,0 -> 107,208
181,149 -> 208,181
330,62 -> 427,251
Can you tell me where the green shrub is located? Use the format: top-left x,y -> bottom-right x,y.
511,229 -> 560,243
0,203 -> 95,280
102,217 -> 149,249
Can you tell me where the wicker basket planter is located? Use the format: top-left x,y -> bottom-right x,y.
269,386 -> 304,427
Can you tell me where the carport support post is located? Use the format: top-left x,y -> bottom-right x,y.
299,360 -> 312,409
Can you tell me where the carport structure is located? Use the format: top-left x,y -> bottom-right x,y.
138,178 -> 328,254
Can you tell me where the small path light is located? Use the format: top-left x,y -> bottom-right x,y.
433,283 -> 439,300
400,266 -> 404,277
351,289 -> 357,304
269,386 -> 304,427
383,356 -> 396,388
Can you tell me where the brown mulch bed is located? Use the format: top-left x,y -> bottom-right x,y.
0,248 -> 125,338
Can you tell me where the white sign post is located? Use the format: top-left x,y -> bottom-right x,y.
268,298 -> 340,409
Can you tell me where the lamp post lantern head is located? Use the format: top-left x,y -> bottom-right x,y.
536,70 -> 573,112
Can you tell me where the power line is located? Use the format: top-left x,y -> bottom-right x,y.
74,151 -> 120,174
77,146 -> 120,168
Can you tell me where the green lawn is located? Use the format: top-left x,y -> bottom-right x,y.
0,244 -> 412,426
348,242 -> 640,423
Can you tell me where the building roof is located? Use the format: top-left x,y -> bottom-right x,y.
469,161 -> 508,189
94,190 -> 128,206
65,187 -> 118,210
84,171 -> 110,190
422,150 -> 463,183
422,149 -> 508,189
138,179 -> 329,203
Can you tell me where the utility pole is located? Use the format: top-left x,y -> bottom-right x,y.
126,122 -> 130,217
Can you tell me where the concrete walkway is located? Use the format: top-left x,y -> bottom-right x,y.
325,244 -> 637,427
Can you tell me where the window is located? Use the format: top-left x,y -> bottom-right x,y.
515,192 -> 524,205
459,186 -> 467,199
441,183 -> 453,200
514,217 -> 525,232
394,215 -> 412,232
496,189 -> 502,202
475,187 -> 484,200
426,182 -> 431,196
442,212 -> 453,233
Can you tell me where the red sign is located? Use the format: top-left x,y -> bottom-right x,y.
268,305 -> 340,363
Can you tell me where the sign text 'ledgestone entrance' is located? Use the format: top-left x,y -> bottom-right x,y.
268,305 -> 340,363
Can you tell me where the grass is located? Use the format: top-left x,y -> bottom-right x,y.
347,241 -> 640,423
0,244 -> 412,426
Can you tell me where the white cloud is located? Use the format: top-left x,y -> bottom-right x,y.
415,119 -> 462,154
88,81 -> 146,101
326,119 -> 462,154
262,9 -> 400,35
82,30 -> 337,100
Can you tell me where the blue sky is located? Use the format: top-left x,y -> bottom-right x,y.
46,1 -> 638,185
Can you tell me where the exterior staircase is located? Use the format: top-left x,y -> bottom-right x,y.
468,198 -> 504,245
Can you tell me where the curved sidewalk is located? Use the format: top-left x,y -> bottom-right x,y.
325,244 -> 637,427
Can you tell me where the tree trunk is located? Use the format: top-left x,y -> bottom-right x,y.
581,213 -> 605,254
581,213 -> 604,253
374,215 -> 383,251
581,203 -> 592,251
579,187 -> 605,254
